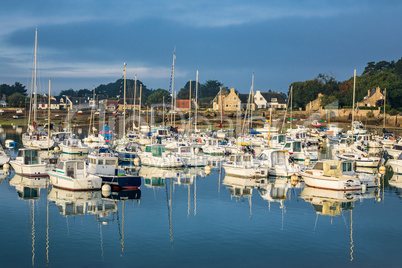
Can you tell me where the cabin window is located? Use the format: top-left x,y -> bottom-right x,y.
24,150 -> 39,165
77,162 -> 84,170
284,143 -> 291,148
66,162 -> 75,178
258,154 -> 268,160
330,165 -> 337,170
293,142 -> 301,152
106,160 -> 116,165
98,160 -> 103,165
57,162 -> 64,170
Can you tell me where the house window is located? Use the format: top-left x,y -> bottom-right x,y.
234,97 -> 236,100
226,105 -> 228,107
271,98 -> 277,102
260,97 -> 263,101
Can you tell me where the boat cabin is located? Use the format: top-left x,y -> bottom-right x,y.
55,160 -> 86,179
17,148 -> 40,165
227,154 -> 253,165
271,134 -> 286,144
153,129 -> 169,138
88,150 -> 118,176
145,144 -> 166,157
283,141 -> 302,153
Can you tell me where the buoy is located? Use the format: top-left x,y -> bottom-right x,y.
134,157 -> 140,166
361,183 -> 367,193
3,162 -> 10,171
305,157 -> 310,166
205,165 -> 211,175
54,146 -> 60,152
290,174 -> 298,186
379,165 -> 386,175
102,184 -> 111,197
194,147 -> 199,154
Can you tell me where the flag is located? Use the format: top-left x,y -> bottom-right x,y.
215,123 -> 222,128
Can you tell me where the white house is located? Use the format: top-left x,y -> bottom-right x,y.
254,90 -> 287,109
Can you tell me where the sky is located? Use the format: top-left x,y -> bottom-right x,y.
0,0 -> 401,96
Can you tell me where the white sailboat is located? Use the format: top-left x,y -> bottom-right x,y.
22,28 -> 54,150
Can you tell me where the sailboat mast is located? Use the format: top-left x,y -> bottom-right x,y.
123,63 -> 127,138
383,88 -> 386,130
138,84 -> 142,133
195,70 -> 199,131
133,74 -> 137,132
188,80 -> 192,135
33,28 -> 38,124
220,86 -> 223,126
352,69 -> 356,134
170,52 -> 176,126
47,78 -> 51,157
290,85 -> 293,130
250,73 -> 254,130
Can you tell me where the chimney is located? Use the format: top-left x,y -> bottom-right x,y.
230,88 -> 235,93
368,90 -> 370,97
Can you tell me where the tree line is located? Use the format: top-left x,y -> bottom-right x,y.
289,57 -> 402,111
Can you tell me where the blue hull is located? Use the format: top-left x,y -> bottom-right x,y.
100,174 -> 141,189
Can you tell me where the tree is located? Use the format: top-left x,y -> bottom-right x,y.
199,80 -> 222,99
176,80 -> 200,100
6,92 -> 26,107
146,89 -> 171,106
0,82 -> 27,98
395,57 -> 402,77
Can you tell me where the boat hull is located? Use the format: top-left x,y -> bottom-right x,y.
100,174 -> 141,190
10,160 -> 48,177
300,172 -> 362,191
48,171 -> 102,191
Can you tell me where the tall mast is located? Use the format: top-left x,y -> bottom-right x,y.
133,74 -> 137,132
290,85 -> 293,130
47,78 -> 51,158
383,88 -> 386,130
188,80 -> 192,135
170,51 -> 176,126
123,63 -> 127,138
33,27 -> 38,124
352,69 -> 356,134
138,84 -> 142,133
195,70 -> 199,131
250,72 -> 254,130
220,86 -> 223,126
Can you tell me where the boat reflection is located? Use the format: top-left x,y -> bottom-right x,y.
300,186 -> 360,261
300,186 -> 360,217
139,166 -> 182,188
48,188 -> 116,216
389,173 -> 402,189
9,174 -> 48,200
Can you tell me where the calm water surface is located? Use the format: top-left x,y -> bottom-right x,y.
0,126 -> 401,268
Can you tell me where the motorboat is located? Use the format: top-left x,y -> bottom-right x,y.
87,148 -> 141,190
48,159 -> 102,191
0,144 -> 10,166
282,140 -> 318,162
9,148 -> 48,177
386,153 -> 402,175
138,144 -> 184,168
335,152 -> 380,168
299,160 -> 362,191
256,149 -> 300,178
172,145 -> 207,167
223,154 -> 268,178
202,138 -> 226,156
59,137 -> 89,156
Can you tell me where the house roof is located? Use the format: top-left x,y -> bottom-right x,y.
106,100 -> 118,106
238,93 -> 252,104
260,92 -> 287,104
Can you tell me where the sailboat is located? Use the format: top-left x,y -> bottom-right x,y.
22,28 -> 54,150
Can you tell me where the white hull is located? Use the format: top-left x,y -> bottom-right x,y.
22,138 -> 54,149
48,171 -> 102,191
139,153 -> 183,168
223,165 -> 268,178
300,172 -> 361,191
10,160 -> 48,177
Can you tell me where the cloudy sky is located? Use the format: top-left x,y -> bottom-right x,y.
0,0 -> 401,95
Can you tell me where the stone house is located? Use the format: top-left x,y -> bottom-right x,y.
118,98 -> 138,111
357,87 -> 384,107
212,88 -> 256,112
305,93 -> 323,112
254,90 -> 287,109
